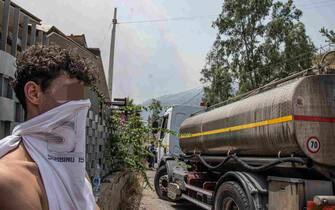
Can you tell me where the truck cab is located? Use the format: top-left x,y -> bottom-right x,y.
156,105 -> 204,163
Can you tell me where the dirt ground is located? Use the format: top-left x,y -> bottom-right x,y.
139,170 -> 203,210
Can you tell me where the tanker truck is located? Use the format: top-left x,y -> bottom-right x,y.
154,52 -> 335,210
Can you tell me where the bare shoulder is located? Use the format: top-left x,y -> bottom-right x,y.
0,161 -> 44,210
0,162 -> 23,209
0,161 -> 20,188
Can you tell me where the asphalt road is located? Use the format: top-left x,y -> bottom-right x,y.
139,170 -> 203,210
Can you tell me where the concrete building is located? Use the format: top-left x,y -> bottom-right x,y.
0,0 -> 41,136
0,0 -> 111,177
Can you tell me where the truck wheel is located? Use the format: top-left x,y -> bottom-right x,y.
154,165 -> 169,200
214,181 -> 250,210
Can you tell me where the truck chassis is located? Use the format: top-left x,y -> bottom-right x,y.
155,155 -> 335,210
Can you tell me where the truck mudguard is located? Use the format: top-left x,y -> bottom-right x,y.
158,155 -> 178,181
215,171 -> 268,210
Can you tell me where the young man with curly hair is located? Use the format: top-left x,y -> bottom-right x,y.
0,45 -> 100,210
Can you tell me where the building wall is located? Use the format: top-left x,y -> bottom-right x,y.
0,0 -> 43,137
0,51 -> 24,137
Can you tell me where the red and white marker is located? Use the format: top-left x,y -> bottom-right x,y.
307,137 -> 320,153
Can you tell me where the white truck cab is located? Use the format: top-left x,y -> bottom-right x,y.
156,105 -> 204,162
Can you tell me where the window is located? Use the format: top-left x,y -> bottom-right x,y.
6,80 -> 12,99
99,145 -> 102,152
2,77 -> 8,98
0,75 -> 2,96
0,122 -> 4,138
159,114 -> 169,139
4,121 -> 11,136
15,103 -> 23,122
1,77 -> 12,99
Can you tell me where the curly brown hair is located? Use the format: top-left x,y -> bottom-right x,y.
11,45 -> 98,112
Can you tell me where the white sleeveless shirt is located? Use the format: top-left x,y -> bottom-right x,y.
0,100 -> 95,210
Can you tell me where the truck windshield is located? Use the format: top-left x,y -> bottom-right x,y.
160,114 -> 169,139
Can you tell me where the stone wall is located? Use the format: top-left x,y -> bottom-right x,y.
86,110 -> 110,178
97,172 -> 130,210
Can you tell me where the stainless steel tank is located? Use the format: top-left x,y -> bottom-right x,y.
179,75 -> 335,166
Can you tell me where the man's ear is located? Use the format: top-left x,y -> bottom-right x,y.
24,81 -> 42,106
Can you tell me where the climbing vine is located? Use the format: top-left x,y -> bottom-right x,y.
90,86 -> 172,187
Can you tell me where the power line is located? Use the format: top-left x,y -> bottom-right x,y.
111,0 -> 334,25
296,0 -> 335,7
298,1 -> 335,10
118,15 -> 217,24
122,0 -> 335,24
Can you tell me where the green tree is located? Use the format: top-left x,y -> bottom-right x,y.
320,27 -> 335,44
201,0 -> 314,105
200,54 -> 232,105
262,0 -> 315,81
148,99 -> 162,129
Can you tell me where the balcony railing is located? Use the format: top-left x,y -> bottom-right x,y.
0,0 -> 47,57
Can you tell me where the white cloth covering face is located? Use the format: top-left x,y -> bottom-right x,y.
0,99 -> 95,210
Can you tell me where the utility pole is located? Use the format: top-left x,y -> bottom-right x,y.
108,8 -> 117,100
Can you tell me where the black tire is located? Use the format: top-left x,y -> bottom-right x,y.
214,181 -> 251,210
154,165 -> 169,200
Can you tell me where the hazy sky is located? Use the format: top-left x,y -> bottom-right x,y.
12,0 -> 335,103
